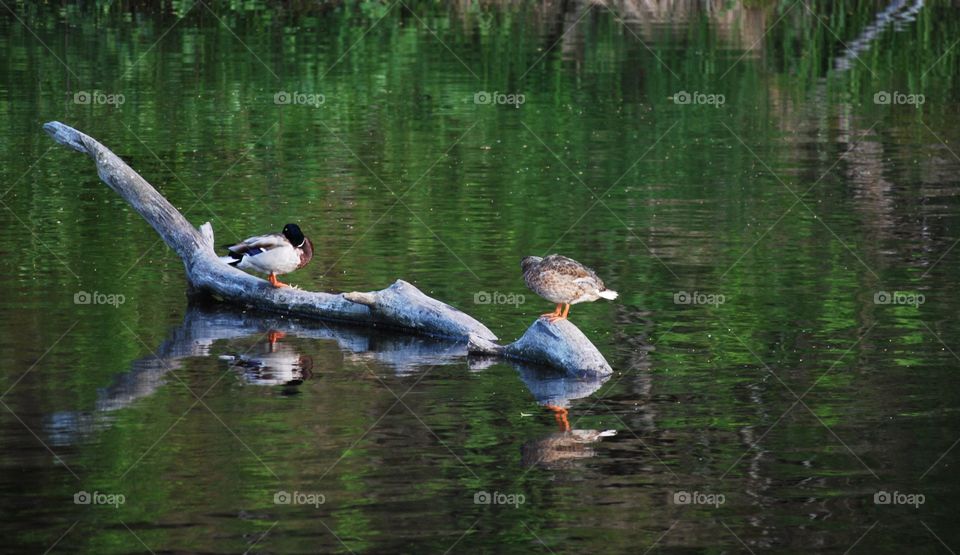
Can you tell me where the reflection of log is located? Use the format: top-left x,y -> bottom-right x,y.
517,363 -> 609,407
42,121 -> 496,343
45,303 -> 470,445
468,318 -> 613,377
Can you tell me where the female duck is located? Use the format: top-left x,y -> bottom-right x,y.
221,223 -> 313,288
521,254 -> 618,321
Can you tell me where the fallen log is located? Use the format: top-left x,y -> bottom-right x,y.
43,121 -> 616,376
43,121 -> 496,342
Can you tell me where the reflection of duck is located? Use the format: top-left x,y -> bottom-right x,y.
220,223 -> 313,288
219,333 -> 313,386
516,363 -> 617,468
521,429 -> 617,468
521,255 -> 618,321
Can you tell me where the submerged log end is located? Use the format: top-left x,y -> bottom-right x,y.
502,318 -> 613,377
467,333 -> 505,356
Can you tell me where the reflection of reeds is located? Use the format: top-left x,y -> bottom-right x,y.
835,0 -> 925,71
447,0 -> 776,52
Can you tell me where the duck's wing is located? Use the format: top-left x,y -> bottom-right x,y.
543,255 -> 605,287
226,233 -> 289,255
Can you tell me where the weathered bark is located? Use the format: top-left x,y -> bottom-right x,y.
43,121 -> 614,376
468,318 -> 613,377
43,121 -> 496,342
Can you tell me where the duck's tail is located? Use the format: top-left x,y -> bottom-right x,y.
598,289 -> 618,300
219,254 -> 242,266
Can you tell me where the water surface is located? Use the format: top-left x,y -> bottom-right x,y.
2,1 -> 960,552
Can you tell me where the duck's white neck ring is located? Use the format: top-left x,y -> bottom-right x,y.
296,239 -> 306,248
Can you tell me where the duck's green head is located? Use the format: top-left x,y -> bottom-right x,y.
282,223 -> 306,247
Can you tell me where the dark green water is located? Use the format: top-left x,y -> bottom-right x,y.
2,1 -> 960,552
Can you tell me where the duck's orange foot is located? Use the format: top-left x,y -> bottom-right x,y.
541,303 -> 570,323
268,274 -> 289,288
540,304 -> 563,321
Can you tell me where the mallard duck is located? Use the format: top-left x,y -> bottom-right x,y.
219,334 -> 314,386
220,223 -> 313,288
521,254 -> 618,321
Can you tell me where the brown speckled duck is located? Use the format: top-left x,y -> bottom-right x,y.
521,254 -> 618,322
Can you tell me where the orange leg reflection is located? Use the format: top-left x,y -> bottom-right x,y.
267,330 -> 286,351
545,405 -> 570,432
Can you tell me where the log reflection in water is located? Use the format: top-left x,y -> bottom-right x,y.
45,303 -> 467,445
